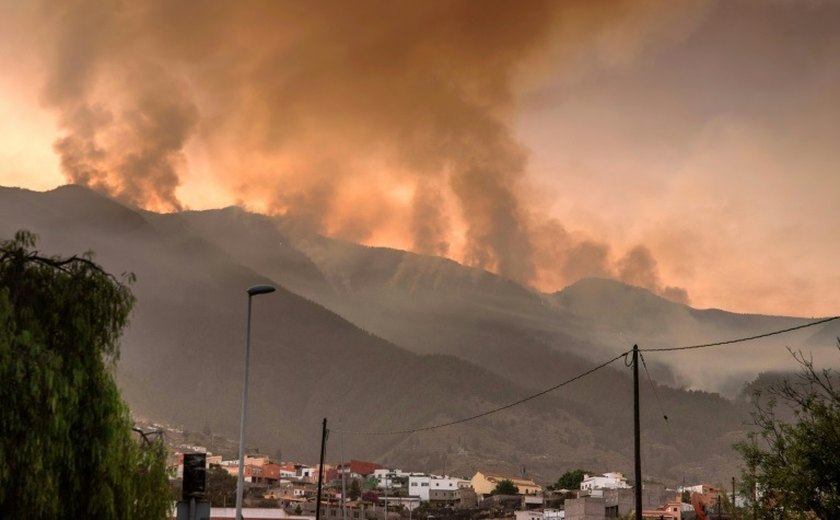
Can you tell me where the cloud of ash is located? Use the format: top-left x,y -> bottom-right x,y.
531,220 -> 690,304
25,0 -> 701,300
617,245 -> 690,304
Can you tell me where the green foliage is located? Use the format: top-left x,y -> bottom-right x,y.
735,345 -> 840,520
550,469 -> 589,490
206,465 -> 238,507
131,439 -> 172,518
492,479 -> 519,496
0,231 -> 170,518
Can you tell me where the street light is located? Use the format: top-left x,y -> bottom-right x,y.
236,284 -> 276,520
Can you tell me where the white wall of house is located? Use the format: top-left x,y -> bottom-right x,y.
430,476 -> 465,493
408,475 -> 470,502
408,475 -> 432,501
373,469 -> 408,489
580,472 -> 630,496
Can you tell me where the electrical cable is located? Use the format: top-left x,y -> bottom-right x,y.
638,352 -> 680,454
639,352 -> 669,425
334,350 -> 631,436
639,316 -> 839,352
331,316 -> 839,436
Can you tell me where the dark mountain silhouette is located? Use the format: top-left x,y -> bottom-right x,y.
1,185 -> 835,486
0,185 -> 624,483
179,208 -> 830,398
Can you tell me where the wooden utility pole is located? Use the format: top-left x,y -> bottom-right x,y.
633,344 -> 643,520
316,418 -> 328,520
732,476 -> 737,520
341,427 -> 347,520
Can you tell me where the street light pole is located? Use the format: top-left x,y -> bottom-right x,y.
236,284 -> 276,520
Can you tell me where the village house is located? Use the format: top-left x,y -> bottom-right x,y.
679,483 -> 724,509
336,460 -> 384,478
567,486 -> 683,520
471,471 -> 543,500
372,468 -> 410,489
579,472 -> 630,497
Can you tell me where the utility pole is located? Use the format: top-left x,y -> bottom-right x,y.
316,418 -> 328,520
384,469 -> 389,520
732,477 -> 736,520
341,427 -> 347,520
633,344 -> 643,520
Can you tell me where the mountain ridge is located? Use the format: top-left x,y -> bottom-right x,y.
3,184 -> 835,486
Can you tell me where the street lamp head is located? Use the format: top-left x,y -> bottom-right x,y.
247,284 -> 276,296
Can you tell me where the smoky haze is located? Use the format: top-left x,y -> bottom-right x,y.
25,0 -> 703,299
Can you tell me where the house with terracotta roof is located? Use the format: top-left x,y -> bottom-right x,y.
336,460 -> 384,477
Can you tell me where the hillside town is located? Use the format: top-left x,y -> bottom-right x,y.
169,440 -> 740,520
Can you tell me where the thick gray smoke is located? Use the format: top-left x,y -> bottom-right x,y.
39,0 -> 198,210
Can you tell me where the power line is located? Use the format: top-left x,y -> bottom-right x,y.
639,352 -> 669,425
331,316 -> 839,436
638,351 -> 686,501
639,316 -> 839,353
334,350 -> 630,436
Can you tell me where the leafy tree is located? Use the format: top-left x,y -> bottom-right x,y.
362,490 -> 379,503
206,465 -> 238,507
550,469 -> 589,490
492,479 -> 519,495
364,475 -> 379,490
349,478 -> 362,500
735,345 -> 840,519
0,231 -> 170,518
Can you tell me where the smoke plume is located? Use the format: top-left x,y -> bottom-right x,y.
532,220 -> 690,304
617,246 -> 690,305
26,0 -> 698,298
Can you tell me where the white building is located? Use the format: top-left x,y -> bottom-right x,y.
580,472 -> 630,497
373,468 -> 409,489
408,474 -> 470,502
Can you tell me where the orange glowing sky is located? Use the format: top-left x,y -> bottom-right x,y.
1,0 -> 839,317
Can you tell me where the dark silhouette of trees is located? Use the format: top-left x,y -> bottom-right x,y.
736,344 -> 840,519
0,231 -> 170,518
206,465 -> 238,507
349,478 -> 362,500
550,469 -> 589,490
492,479 -> 519,495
